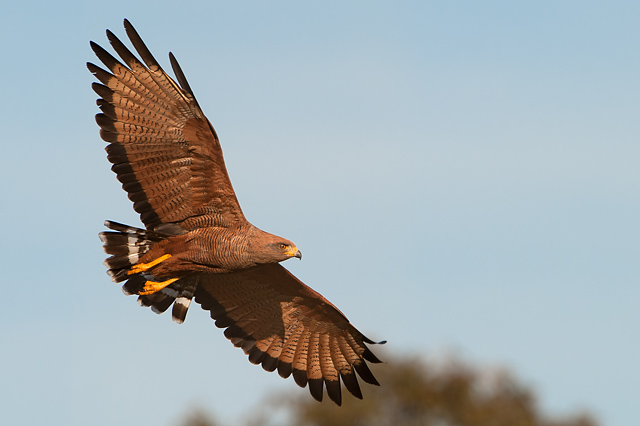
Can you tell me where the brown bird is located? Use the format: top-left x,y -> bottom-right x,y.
88,19 -> 384,405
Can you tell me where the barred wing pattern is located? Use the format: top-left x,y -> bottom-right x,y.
88,19 -> 245,231
194,264 -> 383,405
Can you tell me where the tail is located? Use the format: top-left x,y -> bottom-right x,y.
99,220 -> 196,324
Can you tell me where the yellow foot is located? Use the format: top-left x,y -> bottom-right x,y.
139,278 -> 180,295
127,254 -> 172,276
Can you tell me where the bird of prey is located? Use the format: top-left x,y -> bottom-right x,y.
88,19 -> 384,405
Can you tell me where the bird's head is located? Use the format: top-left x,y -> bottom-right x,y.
250,230 -> 302,264
271,240 -> 302,262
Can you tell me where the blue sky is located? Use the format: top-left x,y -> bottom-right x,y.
1,1 -> 638,425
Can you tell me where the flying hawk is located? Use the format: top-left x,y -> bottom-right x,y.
88,19 -> 384,405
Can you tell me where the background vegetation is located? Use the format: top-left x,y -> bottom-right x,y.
179,354 -> 598,426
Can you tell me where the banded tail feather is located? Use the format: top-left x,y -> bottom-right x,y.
99,220 -> 195,323
99,220 -> 166,282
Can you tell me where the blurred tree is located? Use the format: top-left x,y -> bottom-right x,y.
178,408 -> 220,426
281,356 -> 598,426
176,355 -> 598,426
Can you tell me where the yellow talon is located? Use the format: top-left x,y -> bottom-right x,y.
127,254 -> 172,275
139,278 -> 179,295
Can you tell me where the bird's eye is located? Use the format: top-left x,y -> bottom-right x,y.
279,243 -> 287,250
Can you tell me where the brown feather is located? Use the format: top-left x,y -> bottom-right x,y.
193,264 -> 383,404
89,22 -> 245,231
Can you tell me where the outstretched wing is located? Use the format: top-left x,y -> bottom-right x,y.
88,19 -> 245,232
193,264 -> 385,406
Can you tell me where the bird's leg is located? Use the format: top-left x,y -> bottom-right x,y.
139,278 -> 179,295
127,254 -> 172,275
126,253 -> 177,295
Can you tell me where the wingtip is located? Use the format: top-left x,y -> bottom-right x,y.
362,334 -> 387,345
89,40 -> 103,56
308,378 -> 324,402
363,347 -> 384,364
292,369 -> 308,388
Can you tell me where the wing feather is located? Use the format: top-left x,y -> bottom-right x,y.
318,333 -> 341,404
193,263 -> 384,405
89,20 -> 245,231
306,331 -> 322,380
108,28 -> 184,111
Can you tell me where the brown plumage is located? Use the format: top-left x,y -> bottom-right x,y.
89,19 -> 384,405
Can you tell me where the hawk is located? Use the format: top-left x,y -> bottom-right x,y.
88,19 -> 384,405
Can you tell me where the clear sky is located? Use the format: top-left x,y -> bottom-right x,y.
1,1 -> 638,425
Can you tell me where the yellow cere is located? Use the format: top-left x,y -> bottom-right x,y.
285,246 -> 299,256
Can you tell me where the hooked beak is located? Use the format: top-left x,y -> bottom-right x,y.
286,247 -> 302,260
